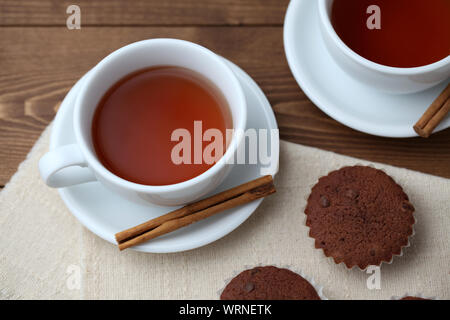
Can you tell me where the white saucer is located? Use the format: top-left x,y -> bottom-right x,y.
50,59 -> 279,253
284,0 -> 450,138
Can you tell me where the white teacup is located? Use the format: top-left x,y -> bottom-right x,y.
39,39 -> 247,206
318,0 -> 450,94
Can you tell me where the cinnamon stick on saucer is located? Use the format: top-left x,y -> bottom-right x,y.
414,83 -> 450,138
115,175 -> 276,251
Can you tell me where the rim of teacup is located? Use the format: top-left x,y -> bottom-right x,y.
74,38 -> 247,194
318,0 -> 450,75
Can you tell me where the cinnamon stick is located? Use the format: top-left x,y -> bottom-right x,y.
414,83 -> 450,138
116,175 -> 275,250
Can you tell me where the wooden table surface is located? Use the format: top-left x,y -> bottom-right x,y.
1,0 -> 449,189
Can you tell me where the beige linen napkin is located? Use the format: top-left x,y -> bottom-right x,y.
1,125 -> 449,300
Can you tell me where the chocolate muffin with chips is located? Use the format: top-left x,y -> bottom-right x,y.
220,266 -> 321,300
305,166 -> 415,270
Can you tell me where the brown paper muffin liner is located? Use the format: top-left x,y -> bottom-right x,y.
302,164 -> 416,271
218,264 -> 328,300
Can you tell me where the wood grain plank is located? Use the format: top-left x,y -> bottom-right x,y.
0,0 -> 289,26
0,26 -> 449,186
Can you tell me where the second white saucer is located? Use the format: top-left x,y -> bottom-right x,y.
284,0 -> 450,138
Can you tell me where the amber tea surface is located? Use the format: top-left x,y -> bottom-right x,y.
331,0 -> 450,68
92,66 -> 231,186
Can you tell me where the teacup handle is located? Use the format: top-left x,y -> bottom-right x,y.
39,144 -> 97,188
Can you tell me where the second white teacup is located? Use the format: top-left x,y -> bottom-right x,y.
318,0 -> 450,94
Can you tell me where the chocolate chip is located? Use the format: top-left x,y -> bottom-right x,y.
345,189 -> 359,200
244,282 -> 255,293
369,249 -> 376,256
401,201 -> 414,212
319,195 -> 330,208
250,268 -> 260,276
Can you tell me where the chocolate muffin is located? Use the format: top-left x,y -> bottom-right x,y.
400,296 -> 430,300
220,266 -> 321,300
305,166 -> 415,270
